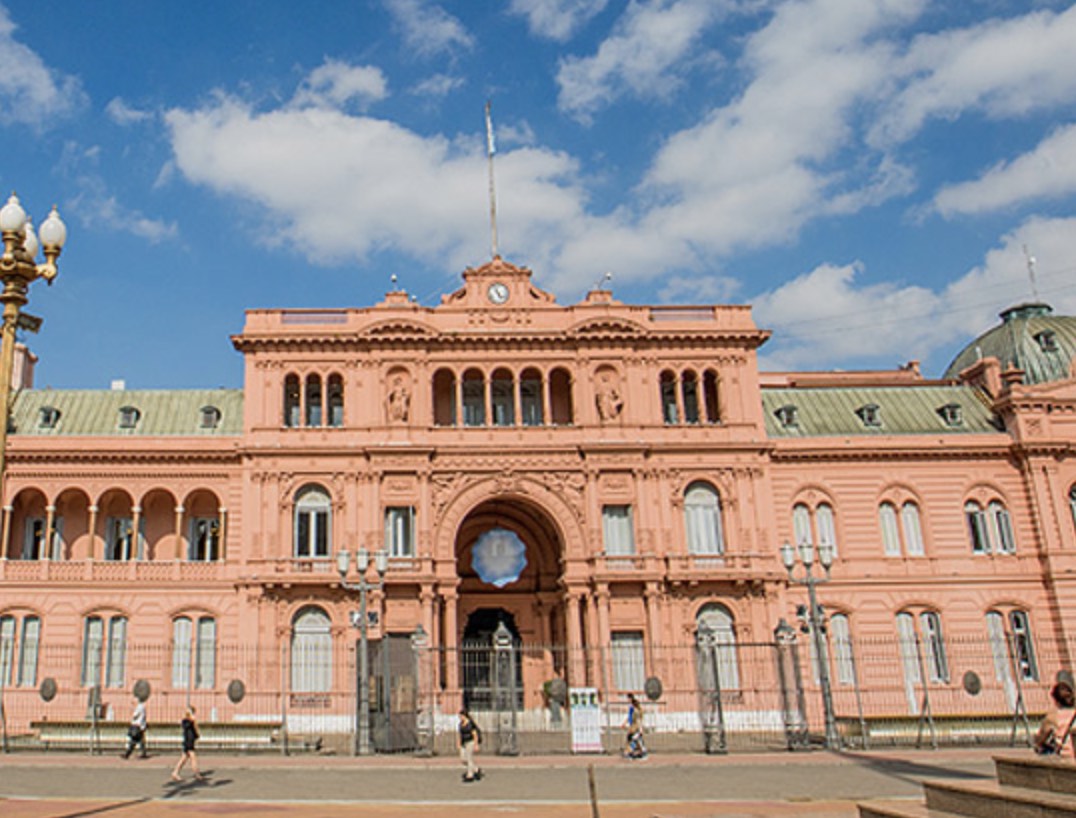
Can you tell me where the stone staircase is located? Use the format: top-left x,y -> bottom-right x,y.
859,754 -> 1076,817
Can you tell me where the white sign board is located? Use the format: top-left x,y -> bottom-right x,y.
569,686 -> 603,753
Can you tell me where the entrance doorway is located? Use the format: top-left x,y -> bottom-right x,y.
461,608 -> 523,710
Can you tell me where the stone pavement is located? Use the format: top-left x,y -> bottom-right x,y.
0,746 -> 1007,817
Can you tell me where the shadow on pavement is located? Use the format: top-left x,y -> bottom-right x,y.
51,797 -> 151,818
840,751 -> 992,787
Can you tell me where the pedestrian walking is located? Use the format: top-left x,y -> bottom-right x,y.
622,693 -> 647,759
458,708 -> 483,782
1036,679 -> 1076,758
121,695 -> 148,759
171,706 -> 205,782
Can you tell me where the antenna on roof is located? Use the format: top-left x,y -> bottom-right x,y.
390,273 -> 399,291
1022,244 -> 1040,301
485,100 -> 499,260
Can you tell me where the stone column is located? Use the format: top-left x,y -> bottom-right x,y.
218,507 -> 228,561
87,505 -> 99,560
1,505 -> 12,559
565,589 -> 586,686
131,506 -> 142,560
174,505 -> 185,560
44,505 -> 55,560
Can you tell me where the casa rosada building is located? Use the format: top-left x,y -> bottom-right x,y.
2,255 -> 1076,745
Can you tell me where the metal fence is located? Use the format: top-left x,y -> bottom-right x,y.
0,629 -> 1065,755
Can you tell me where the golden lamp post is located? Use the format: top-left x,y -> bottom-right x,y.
0,192 -> 67,503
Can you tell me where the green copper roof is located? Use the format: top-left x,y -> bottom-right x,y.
761,385 -> 999,437
10,389 -> 243,436
944,302 -> 1076,384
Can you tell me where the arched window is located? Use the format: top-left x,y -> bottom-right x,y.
283,374 -> 300,427
172,616 -> 217,690
901,502 -> 925,556
0,614 -> 40,688
327,374 -> 344,427
491,368 -> 515,426
988,501 -> 1016,554
702,370 -> 719,423
829,613 -> 856,686
879,503 -> 901,556
433,369 -> 456,426
81,614 -> 127,689
520,368 -> 543,426
965,501 -> 989,553
305,374 -> 323,427
294,487 -> 331,559
681,370 -> 700,424
684,482 -> 724,555
696,604 -> 739,690
291,607 -> 332,692
816,503 -> 837,557
659,370 -> 678,424
792,503 -> 812,546
549,368 -> 573,425
966,498 -> 1016,554
462,369 -> 485,426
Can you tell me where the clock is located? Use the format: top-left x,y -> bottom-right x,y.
487,282 -> 509,304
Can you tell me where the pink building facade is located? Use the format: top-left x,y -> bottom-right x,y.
2,258 -> 1075,749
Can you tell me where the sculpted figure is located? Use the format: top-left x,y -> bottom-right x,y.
595,373 -> 624,421
386,376 -> 411,423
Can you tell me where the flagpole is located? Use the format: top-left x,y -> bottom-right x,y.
486,100 -> 499,259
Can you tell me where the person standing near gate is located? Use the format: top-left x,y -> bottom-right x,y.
171,706 -> 205,782
622,694 -> 647,759
458,709 -> 483,782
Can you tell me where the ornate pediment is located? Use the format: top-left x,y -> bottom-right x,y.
360,320 -> 439,339
569,317 -> 647,338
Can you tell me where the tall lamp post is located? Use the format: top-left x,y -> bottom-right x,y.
0,193 -> 66,502
336,547 -> 387,756
779,539 -> 840,751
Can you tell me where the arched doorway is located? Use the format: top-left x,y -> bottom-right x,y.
453,496 -> 566,712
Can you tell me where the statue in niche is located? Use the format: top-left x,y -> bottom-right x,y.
595,371 -> 624,422
386,375 -> 411,423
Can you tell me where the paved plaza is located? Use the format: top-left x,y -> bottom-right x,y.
0,746 -> 1005,817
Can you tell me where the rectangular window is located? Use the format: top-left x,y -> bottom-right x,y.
879,504 -> 901,556
22,517 -> 46,560
896,612 -> 921,714
105,517 -> 135,561
172,617 -> 192,689
17,617 -> 40,687
385,506 -> 416,558
992,504 -> 1016,554
830,614 -> 856,686
196,617 -> 217,689
106,616 -> 127,689
901,504 -> 925,557
1010,611 -> 1038,682
602,505 -> 635,556
965,504 -> 989,554
920,612 -> 949,684
81,617 -> 104,687
611,632 -> 646,692
0,616 -> 14,687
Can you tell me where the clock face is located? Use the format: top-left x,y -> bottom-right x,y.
488,282 -> 509,304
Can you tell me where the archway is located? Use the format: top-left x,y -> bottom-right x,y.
453,496 -> 566,711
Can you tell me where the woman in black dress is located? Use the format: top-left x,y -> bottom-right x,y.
171,706 -> 205,782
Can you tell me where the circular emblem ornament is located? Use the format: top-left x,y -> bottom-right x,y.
487,282 -> 509,304
546,677 -> 568,706
644,676 -> 663,701
227,679 -> 247,704
133,679 -> 152,702
39,677 -> 58,702
962,670 -> 982,696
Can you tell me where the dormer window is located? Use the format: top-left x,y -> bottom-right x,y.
1034,330 -> 1059,352
937,403 -> 963,427
774,404 -> 798,428
38,406 -> 61,429
118,406 -> 141,429
856,403 -> 881,428
200,405 -> 222,429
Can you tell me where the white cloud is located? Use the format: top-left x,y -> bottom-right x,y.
934,123 -> 1076,216
410,73 -> 464,98
556,0 -> 724,122
291,60 -> 388,110
0,6 -> 85,128
509,0 -> 609,41
754,215 -> 1076,372
69,189 -> 178,244
164,95 -> 586,270
106,97 -> 153,126
384,0 -> 473,58
871,4 -> 1076,146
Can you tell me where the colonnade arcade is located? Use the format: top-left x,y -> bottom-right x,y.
1,485 -> 226,562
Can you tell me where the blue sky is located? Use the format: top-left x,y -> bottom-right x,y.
2,0 -> 1075,389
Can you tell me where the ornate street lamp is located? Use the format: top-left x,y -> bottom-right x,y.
0,193 -> 66,502
336,547 -> 388,756
780,539 -> 840,751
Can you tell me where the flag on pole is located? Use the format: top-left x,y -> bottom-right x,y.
485,100 -> 496,157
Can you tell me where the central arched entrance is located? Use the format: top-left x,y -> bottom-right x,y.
454,496 -> 566,712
